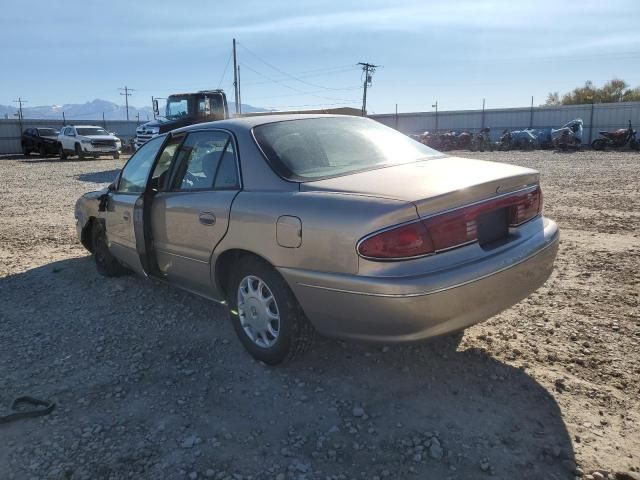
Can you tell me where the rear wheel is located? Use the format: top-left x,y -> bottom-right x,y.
591,138 -> 606,151
58,143 -> 67,160
91,220 -> 129,277
228,257 -> 314,365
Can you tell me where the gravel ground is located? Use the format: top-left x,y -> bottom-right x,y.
0,150 -> 638,480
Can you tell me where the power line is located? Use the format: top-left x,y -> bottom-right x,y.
237,42 -> 359,92
240,61 -> 356,103
217,50 -> 233,89
118,86 -> 135,121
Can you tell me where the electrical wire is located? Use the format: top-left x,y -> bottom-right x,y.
237,41 -> 360,91
217,51 -> 233,89
239,62 -> 358,103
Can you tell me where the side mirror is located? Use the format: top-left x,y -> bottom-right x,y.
107,182 -> 116,191
153,99 -> 160,116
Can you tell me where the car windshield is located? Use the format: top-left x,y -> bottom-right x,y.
37,128 -> 58,136
166,98 -> 189,119
253,117 -> 442,181
77,127 -> 109,136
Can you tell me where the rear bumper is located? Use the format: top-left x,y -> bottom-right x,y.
280,217 -> 559,342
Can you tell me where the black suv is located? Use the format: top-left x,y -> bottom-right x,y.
21,127 -> 60,157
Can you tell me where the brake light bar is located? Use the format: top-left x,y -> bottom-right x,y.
358,186 -> 542,260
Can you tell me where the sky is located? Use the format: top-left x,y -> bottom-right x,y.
2,0 -> 640,114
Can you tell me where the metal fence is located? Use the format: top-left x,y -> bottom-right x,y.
0,118 -> 139,154
370,101 -> 640,143
2,101 -> 640,153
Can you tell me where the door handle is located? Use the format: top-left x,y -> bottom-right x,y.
198,211 -> 216,226
122,212 -> 130,221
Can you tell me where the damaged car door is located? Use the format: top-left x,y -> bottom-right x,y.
104,135 -> 166,274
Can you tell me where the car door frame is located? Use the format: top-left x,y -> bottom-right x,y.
146,127 -> 243,297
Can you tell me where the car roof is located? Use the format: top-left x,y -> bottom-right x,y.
68,125 -> 105,128
172,113 -> 356,134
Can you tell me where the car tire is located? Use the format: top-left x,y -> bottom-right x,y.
75,143 -> 85,159
39,145 -> 47,157
58,144 -> 67,160
227,256 -> 315,365
113,152 -> 120,159
22,144 -> 30,156
91,220 -> 129,277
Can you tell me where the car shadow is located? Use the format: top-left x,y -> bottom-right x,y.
76,169 -> 121,183
0,257 -> 576,480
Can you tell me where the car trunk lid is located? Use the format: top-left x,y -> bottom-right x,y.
300,156 -> 539,218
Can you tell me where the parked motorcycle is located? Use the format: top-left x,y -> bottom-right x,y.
454,131 -> 473,150
471,127 -> 493,152
552,118 -> 583,151
498,128 -> 536,150
591,121 -> 639,150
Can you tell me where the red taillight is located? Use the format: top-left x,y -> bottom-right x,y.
358,186 -> 542,260
508,187 -> 542,226
357,222 -> 434,259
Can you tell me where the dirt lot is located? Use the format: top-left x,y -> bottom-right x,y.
0,150 -> 638,480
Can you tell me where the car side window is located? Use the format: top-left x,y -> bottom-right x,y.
173,131 -> 238,191
150,134 -> 183,191
66,128 -> 74,136
214,140 -> 240,189
117,136 -> 165,193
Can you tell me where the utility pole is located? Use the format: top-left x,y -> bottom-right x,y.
529,95 -> 534,128
13,97 -> 27,132
62,111 -> 66,125
233,39 -> 239,116
358,62 -> 379,117
481,98 -> 486,129
395,103 -> 398,130
432,101 -> 438,132
237,65 -> 242,115
151,96 -> 156,119
102,112 -> 106,129
119,86 -> 135,121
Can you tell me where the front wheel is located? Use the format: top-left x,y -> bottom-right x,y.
228,257 -> 315,365
75,143 -> 85,159
58,144 -> 67,160
22,144 -> 30,156
113,152 -> 120,159
591,138 -> 606,151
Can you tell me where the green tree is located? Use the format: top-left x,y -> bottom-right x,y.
546,78 -> 640,105
545,92 -> 561,106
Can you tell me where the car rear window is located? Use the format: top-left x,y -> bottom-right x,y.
37,128 -> 58,136
253,117 -> 440,181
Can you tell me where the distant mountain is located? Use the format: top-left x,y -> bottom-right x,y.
0,98 -> 269,121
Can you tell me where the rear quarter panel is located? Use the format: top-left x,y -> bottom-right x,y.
213,190 -> 419,275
